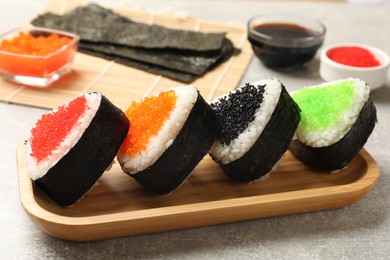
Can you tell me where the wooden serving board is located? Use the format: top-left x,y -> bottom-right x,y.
0,0 -> 253,111
17,142 -> 379,241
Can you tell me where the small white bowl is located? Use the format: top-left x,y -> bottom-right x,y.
319,43 -> 389,89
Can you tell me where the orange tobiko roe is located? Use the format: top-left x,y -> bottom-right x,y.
120,90 -> 177,157
30,96 -> 88,163
0,32 -> 75,77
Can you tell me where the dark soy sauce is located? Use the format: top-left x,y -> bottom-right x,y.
248,23 -> 323,69
254,23 -> 316,38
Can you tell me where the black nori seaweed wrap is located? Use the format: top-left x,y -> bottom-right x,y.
78,39 -> 237,83
79,38 -> 235,76
30,4 -> 237,83
289,97 -> 377,171
78,49 -> 198,83
125,91 -> 216,195
32,95 -> 130,206
31,4 -> 226,51
211,84 -> 301,182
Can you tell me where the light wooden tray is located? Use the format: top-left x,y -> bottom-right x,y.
17,142 -> 379,241
0,0 -> 252,111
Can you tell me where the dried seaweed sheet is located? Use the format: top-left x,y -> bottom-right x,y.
66,3 -> 132,24
31,4 -> 226,52
79,39 -> 235,75
30,4 -> 238,83
79,49 -> 197,83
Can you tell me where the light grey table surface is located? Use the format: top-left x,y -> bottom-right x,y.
1,0 -> 390,259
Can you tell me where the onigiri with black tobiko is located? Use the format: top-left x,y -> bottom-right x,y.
209,79 -> 301,182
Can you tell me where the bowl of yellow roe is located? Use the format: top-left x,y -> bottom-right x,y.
0,26 -> 79,87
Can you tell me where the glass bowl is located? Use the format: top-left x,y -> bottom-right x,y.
247,13 -> 326,70
0,26 -> 79,87
320,43 -> 389,90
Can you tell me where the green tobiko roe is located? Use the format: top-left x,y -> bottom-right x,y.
292,80 -> 356,132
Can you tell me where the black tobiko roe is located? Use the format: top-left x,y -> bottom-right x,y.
211,83 -> 265,145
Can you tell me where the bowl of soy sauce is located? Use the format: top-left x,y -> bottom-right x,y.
248,13 -> 326,70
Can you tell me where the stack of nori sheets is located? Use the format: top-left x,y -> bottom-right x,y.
31,4 -> 237,83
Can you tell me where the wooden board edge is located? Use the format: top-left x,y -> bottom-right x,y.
17,142 -> 380,241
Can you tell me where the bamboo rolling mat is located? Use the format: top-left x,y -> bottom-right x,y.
0,0 -> 253,111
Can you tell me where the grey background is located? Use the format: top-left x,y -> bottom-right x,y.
1,0 -> 389,259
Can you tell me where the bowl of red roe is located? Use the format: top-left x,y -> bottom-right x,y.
0,26 -> 79,87
320,43 -> 390,89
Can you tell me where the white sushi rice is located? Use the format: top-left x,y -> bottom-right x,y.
26,93 -> 101,181
209,79 -> 282,165
294,78 -> 370,147
117,85 -> 198,174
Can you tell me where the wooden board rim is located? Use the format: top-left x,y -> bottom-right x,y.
17,142 -> 380,241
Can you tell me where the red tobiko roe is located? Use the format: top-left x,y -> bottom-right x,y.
327,46 -> 381,68
30,96 -> 88,163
